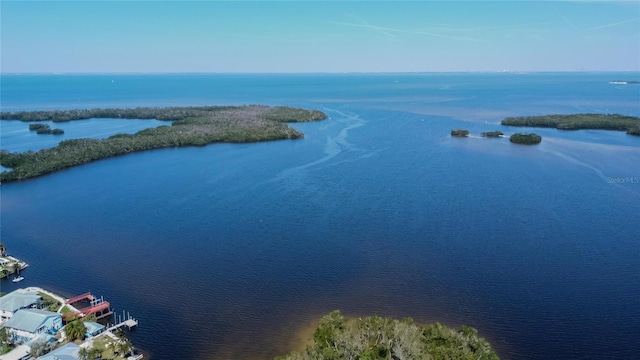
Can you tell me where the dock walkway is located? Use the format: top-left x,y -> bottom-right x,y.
108,318 -> 139,332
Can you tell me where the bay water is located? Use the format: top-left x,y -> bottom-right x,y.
1,73 -> 639,359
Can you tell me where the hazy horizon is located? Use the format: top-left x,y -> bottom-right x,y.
2,70 -> 639,75
2,1 -> 639,73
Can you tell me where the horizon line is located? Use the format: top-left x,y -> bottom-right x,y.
2,70 -> 639,76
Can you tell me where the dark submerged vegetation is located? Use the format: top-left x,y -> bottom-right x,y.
276,310 -> 499,360
481,131 -> 503,138
510,133 -> 542,145
0,105 -> 327,182
501,113 -> 640,135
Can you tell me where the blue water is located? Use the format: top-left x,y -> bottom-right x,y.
1,73 -> 639,360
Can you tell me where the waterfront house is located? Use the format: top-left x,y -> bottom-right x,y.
0,289 -> 42,323
3,308 -> 63,343
84,321 -> 106,337
37,342 -> 81,360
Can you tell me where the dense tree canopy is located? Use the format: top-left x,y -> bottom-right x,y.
509,133 -> 542,145
0,105 -> 327,182
276,311 -> 499,360
450,129 -> 470,137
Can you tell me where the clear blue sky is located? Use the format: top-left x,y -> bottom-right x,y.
1,1 -> 639,73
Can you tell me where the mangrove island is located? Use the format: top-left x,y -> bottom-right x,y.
0,105 -> 327,182
510,133 -> 542,145
451,129 -> 470,137
501,113 -> 640,135
276,310 -> 499,360
28,123 -> 64,135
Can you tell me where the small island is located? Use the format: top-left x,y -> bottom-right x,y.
501,113 -> 640,136
28,123 -> 64,135
481,131 -> 504,138
0,105 -> 327,182
510,133 -> 542,145
451,129 -> 470,137
276,310 -> 499,360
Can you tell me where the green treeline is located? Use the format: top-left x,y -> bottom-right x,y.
276,311 -> 499,360
0,105 -> 327,123
510,133 -> 542,145
0,105 -> 327,182
501,114 -> 640,135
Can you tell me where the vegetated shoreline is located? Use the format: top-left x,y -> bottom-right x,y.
0,105 -> 327,182
501,113 -> 640,135
276,310 -> 499,360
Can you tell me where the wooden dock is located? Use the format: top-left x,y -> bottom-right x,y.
107,318 -> 139,332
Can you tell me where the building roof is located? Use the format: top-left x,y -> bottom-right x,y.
37,342 -> 80,360
4,308 -> 61,333
25,333 -> 55,347
84,321 -> 105,335
0,289 -> 42,313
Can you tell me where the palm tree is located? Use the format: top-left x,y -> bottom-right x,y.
10,261 -> 21,275
78,347 -> 101,360
113,328 -> 125,339
78,347 -> 90,360
65,320 -> 87,342
117,339 -> 133,357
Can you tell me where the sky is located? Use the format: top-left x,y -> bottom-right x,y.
1,1 -> 639,73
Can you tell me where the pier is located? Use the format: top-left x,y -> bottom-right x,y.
108,318 -> 139,332
107,310 -> 139,331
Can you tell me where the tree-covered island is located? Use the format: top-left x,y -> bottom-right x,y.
28,123 -> 64,135
501,114 -> 640,135
450,129 -> 470,137
0,105 -> 327,182
510,133 -> 542,145
276,311 -> 499,360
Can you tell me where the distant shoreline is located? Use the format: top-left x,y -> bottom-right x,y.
501,113 -> 640,136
